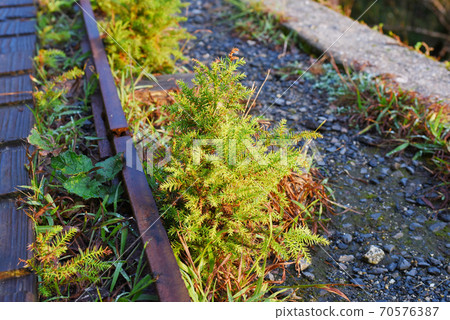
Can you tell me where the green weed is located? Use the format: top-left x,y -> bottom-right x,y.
321,62 -> 450,181
155,51 -> 330,300
226,0 -> 296,49
21,0 -> 155,301
93,0 -> 193,75
23,226 -> 111,298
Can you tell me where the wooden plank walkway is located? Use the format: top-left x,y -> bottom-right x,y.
0,52 -> 33,75
0,105 -> 33,143
0,19 -> 35,36
0,74 -> 33,105
0,6 -> 35,20
0,2 -> 36,302
0,0 -> 34,8
0,35 -> 36,54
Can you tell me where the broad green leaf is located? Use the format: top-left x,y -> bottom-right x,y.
27,128 -> 53,150
51,150 -> 93,175
62,174 -> 101,199
95,153 -> 123,182
97,184 -> 123,204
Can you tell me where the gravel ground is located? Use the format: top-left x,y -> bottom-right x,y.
180,0 -> 449,302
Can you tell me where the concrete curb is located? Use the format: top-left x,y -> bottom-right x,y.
244,0 -> 450,102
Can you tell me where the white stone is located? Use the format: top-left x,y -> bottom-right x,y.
363,245 -> 385,265
298,258 -> 311,271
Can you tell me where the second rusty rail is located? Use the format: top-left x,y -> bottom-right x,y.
79,0 -> 190,302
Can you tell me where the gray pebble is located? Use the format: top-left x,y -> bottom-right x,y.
337,242 -> 348,249
331,124 -> 341,131
428,257 -> 441,266
438,212 -> 450,222
393,232 -> 404,239
368,159 -> 377,167
265,272 -> 275,282
383,244 -> 395,254
416,198 -> 427,206
370,267 -> 388,274
406,268 -> 418,277
338,255 -> 355,263
371,212 -> 382,220
392,171 -> 404,179
427,267 -> 440,275
341,233 -> 353,244
405,166 -> 415,175
429,222 -> 447,233
387,262 -> 397,272
409,222 -> 423,231
338,263 -> 348,271
418,261 -> 431,268
298,258 -> 311,271
415,215 -> 427,223
405,166 -> 415,176
351,278 -> 365,287
397,258 -> 411,270
400,178 -> 408,187
302,272 -> 315,281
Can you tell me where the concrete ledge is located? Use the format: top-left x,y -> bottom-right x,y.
244,0 -> 450,102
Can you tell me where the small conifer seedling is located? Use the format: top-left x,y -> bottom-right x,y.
158,50 -> 329,300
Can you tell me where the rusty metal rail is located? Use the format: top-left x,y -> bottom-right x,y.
79,0 -> 128,135
79,0 -> 190,302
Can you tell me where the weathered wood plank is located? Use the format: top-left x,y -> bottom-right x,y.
0,74 -> 33,105
0,6 -> 35,20
0,34 -> 35,53
0,5 -> 36,301
0,52 -> 33,75
0,279 -> 35,302
0,146 -> 28,196
0,0 -> 34,8
0,199 -> 35,301
0,105 -> 33,143
0,199 -> 33,272
0,19 -> 35,36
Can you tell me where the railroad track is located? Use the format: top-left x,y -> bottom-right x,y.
0,0 -> 190,302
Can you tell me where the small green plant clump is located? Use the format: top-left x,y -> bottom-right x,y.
321,63 -> 450,181
37,0 -> 84,47
23,226 -> 111,298
154,51 -> 329,301
227,0 -> 296,48
93,0 -> 193,75
21,0 -> 155,301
